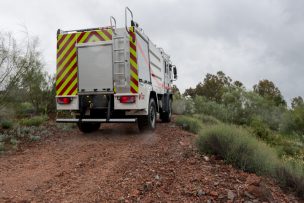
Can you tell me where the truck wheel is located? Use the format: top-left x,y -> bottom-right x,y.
138,98 -> 156,132
78,122 -> 100,133
160,99 -> 172,123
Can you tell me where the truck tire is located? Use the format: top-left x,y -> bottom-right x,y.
138,98 -> 156,132
77,122 -> 100,133
160,99 -> 172,122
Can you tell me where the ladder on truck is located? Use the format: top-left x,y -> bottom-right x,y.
111,16 -> 128,89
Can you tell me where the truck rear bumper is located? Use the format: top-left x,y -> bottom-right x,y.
56,118 -> 137,123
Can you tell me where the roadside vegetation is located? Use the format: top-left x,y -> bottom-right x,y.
0,32 -> 74,152
173,71 -> 304,198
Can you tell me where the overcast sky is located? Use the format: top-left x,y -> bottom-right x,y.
0,0 -> 303,102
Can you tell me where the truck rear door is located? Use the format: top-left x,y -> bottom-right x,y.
77,42 -> 113,93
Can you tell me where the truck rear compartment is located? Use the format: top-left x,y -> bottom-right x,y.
77,42 -> 113,93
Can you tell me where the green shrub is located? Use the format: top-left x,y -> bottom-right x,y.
193,114 -> 221,125
172,98 -> 195,115
194,96 -> 230,122
176,116 -> 202,134
275,161 -> 304,198
193,92 -> 286,130
16,102 -> 35,117
196,124 -> 278,175
1,119 -> 14,129
0,107 -> 15,121
280,107 -> 304,136
276,142 -> 302,157
20,116 -> 48,126
250,116 -> 271,141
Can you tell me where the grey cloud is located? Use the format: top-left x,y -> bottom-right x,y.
0,0 -> 303,102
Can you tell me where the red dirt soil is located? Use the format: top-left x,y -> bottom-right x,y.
0,119 -> 301,202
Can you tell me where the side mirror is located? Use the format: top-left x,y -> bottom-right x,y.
173,66 -> 177,80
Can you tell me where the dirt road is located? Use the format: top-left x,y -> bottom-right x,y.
0,120 -> 300,202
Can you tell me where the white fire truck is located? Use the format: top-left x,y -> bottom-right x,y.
56,7 -> 177,133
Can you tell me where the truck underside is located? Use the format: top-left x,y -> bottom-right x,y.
57,92 -> 172,133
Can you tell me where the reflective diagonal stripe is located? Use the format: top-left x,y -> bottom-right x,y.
56,52 -> 76,80
56,29 -> 112,96
57,34 -> 63,42
57,48 -> 76,73
130,48 -> 137,59
57,34 -> 77,63
130,68 -> 139,81
57,35 -> 71,50
56,56 -> 77,80
57,69 -> 77,95
130,58 -> 138,69
68,83 -> 78,96
56,32 -> 78,96
102,29 -> 112,40
130,65 -> 138,75
130,81 -> 138,93
62,77 -> 78,96
129,26 -> 138,94
97,30 -> 110,41
78,31 -> 90,43
56,59 -> 77,87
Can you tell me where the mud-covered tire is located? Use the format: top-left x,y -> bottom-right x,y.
138,98 -> 157,132
160,99 -> 172,123
77,122 -> 100,133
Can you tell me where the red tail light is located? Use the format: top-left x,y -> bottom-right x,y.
119,96 -> 136,103
57,97 -> 72,104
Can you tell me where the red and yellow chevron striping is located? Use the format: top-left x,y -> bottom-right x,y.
56,29 -> 112,96
129,27 -> 139,94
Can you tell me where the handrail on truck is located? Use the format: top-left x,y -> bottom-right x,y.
125,7 -> 133,33
110,16 -> 117,34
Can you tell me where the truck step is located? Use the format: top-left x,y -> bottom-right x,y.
112,36 -> 124,39
56,118 -> 137,123
113,48 -> 125,51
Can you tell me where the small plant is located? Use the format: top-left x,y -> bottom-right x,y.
0,134 -> 6,142
176,116 -> 202,134
20,126 -> 31,135
0,142 -> 4,151
56,123 -> 75,131
10,138 -> 19,146
1,119 -> 13,129
30,135 -> 41,141
20,116 -> 48,126
9,138 -> 19,149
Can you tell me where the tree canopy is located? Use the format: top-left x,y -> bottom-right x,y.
253,79 -> 286,106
